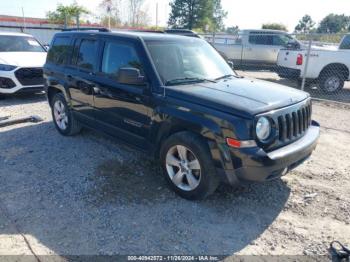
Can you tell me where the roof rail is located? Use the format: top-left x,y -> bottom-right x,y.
62,27 -> 110,32
124,29 -> 165,34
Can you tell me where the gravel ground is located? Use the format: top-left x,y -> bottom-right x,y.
0,93 -> 349,258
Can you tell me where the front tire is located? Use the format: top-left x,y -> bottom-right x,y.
319,71 -> 344,94
51,92 -> 82,136
160,132 -> 219,200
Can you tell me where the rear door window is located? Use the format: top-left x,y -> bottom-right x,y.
47,36 -> 71,65
75,39 -> 98,71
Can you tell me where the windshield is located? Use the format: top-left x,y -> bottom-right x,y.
145,39 -> 234,85
0,35 -> 45,52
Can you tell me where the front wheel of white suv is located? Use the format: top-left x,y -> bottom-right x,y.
51,92 -> 82,136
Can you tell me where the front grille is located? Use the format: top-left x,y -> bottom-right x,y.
277,102 -> 312,142
15,67 -> 44,86
258,98 -> 312,152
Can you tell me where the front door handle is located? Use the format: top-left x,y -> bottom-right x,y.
66,75 -> 73,81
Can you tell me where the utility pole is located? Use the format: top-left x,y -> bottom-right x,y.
107,4 -> 111,30
21,7 -> 26,32
76,13 -> 80,29
156,2 -> 158,28
64,12 -> 67,29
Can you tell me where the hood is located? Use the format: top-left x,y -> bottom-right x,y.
0,52 -> 47,67
166,77 -> 309,117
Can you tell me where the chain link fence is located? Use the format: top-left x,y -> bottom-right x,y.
203,31 -> 350,104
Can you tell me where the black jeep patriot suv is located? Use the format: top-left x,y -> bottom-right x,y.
44,29 -> 320,200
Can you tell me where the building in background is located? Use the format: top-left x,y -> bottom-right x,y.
0,15 -> 102,44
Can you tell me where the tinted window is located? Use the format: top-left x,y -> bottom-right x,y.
47,37 -> 71,65
340,35 -> 350,50
76,39 -> 98,71
0,35 -> 45,52
101,42 -> 143,78
249,34 -> 273,45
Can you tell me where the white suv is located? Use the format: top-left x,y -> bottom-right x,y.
0,32 -> 47,95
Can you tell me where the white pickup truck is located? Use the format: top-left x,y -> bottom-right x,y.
209,29 -> 301,69
277,34 -> 350,93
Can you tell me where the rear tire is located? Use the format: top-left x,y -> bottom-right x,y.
51,92 -> 82,136
319,71 -> 344,94
160,131 -> 219,200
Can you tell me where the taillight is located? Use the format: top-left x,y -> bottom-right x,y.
296,54 -> 303,65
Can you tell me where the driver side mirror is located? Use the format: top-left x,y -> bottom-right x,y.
117,68 -> 145,86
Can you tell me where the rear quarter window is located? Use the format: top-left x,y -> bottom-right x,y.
47,36 -> 71,65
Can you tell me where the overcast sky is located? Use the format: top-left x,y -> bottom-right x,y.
1,0 -> 350,32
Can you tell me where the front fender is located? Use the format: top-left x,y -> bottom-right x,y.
150,105 -> 235,172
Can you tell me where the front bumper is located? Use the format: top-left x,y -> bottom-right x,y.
223,122 -> 319,184
0,68 -> 44,94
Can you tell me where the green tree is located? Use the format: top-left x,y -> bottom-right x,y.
168,0 -> 226,32
99,0 -> 121,27
46,2 -> 89,25
226,25 -> 239,34
100,16 -> 120,27
294,15 -> 315,33
317,14 -> 350,33
262,23 -> 288,31
212,0 -> 227,31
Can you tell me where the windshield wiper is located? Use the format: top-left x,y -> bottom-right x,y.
215,74 -> 241,81
165,77 -> 216,86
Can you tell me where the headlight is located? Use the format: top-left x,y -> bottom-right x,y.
0,64 -> 17,71
256,117 -> 271,141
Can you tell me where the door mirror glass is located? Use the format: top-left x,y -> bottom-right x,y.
117,68 -> 145,85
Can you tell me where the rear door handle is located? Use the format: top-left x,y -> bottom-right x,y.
66,75 -> 73,81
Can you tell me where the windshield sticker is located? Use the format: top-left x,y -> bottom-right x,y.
27,40 -> 40,46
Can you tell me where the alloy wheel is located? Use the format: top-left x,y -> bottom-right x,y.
53,100 -> 68,130
165,145 -> 201,191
